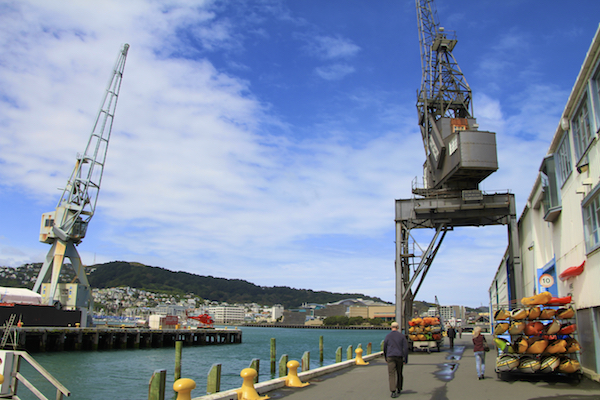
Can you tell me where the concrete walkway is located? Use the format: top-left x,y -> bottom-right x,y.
266,335 -> 600,400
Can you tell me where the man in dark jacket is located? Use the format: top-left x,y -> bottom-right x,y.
447,325 -> 456,349
383,322 -> 409,398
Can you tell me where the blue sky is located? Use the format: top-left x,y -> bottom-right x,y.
0,0 -> 599,308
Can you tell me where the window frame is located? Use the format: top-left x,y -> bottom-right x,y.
582,183 -> 600,254
555,133 -> 572,187
571,93 -> 594,161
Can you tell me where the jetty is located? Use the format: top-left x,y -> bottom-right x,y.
190,335 -> 600,400
0,326 -> 241,352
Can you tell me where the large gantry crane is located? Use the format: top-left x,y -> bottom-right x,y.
33,44 -> 129,326
394,1 -> 522,331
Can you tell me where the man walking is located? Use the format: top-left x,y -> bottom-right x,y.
384,322 -> 408,398
447,325 -> 456,349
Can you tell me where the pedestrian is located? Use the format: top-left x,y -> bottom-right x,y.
447,325 -> 456,348
472,326 -> 486,379
383,321 -> 409,398
458,326 -> 462,339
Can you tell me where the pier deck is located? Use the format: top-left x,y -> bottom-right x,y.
263,335 -> 600,400
0,327 -> 241,352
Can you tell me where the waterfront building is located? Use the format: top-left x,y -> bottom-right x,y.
348,305 -> 395,321
153,303 -> 187,318
490,26 -> 600,381
271,304 -> 284,321
208,305 -> 245,323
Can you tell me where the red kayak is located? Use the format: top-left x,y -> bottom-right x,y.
559,261 -> 585,281
547,296 -> 572,305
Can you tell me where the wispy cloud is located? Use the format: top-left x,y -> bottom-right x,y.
311,35 -> 361,60
314,63 -> 355,80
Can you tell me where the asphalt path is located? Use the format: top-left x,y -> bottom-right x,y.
266,334 -> 600,400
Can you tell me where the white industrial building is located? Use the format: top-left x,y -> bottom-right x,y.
208,305 -> 245,324
490,26 -> 600,381
271,304 -> 284,321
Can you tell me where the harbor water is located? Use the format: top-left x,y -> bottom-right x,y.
16,326 -> 388,399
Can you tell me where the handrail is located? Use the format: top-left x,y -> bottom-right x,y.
9,351 -> 70,399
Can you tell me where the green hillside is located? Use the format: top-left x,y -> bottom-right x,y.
87,261 -> 387,309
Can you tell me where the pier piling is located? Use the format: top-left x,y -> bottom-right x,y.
175,341 -> 183,381
319,335 -> 323,363
270,338 -> 276,375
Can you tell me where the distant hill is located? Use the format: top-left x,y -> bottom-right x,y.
87,261 -> 387,309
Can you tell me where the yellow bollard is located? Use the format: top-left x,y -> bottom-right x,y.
355,348 -> 369,365
285,360 -> 309,388
173,378 -> 196,400
236,368 -> 269,400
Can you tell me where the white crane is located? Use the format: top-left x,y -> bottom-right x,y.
33,44 -> 129,323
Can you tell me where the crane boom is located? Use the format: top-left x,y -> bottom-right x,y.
33,44 -> 129,323
415,0 -> 496,191
40,44 -> 130,244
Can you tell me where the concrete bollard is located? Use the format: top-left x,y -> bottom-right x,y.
173,378 -> 195,400
285,360 -> 309,388
355,348 -> 369,365
236,368 -> 269,400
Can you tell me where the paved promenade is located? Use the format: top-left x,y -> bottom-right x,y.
267,335 -> 600,400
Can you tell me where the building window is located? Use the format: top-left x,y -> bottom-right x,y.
583,188 -> 600,253
593,69 -> 600,129
555,134 -> 572,187
572,95 -> 593,160
540,154 -> 561,222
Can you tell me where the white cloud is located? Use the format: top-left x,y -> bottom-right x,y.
314,63 -> 355,80
312,35 -> 361,60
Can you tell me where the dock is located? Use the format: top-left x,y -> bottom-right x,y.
0,327 -> 242,352
204,334 -> 600,400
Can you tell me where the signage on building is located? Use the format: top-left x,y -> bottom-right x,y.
539,273 -> 554,288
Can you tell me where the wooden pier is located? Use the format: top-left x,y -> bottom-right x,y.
0,327 -> 242,352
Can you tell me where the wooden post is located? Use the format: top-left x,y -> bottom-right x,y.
319,336 -> 324,363
367,342 -> 372,355
249,359 -> 260,384
335,346 -> 342,363
270,338 -> 276,375
148,369 -> 166,400
92,332 -> 99,351
301,351 -> 310,372
346,345 -> 353,361
206,363 -> 221,394
278,354 -> 288,378
175,341 -> 183,381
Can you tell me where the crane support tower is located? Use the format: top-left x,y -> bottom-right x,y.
394,1 -> 522,333
33,44 -> 130,326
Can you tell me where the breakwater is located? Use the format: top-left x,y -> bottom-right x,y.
1,327 -> 241,352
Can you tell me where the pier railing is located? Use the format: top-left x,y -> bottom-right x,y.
2,350 -> 70,399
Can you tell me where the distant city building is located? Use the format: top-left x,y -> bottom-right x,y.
208,305 -> 245,323
348,305 -> 395,321
153,303 -> 187,318
271,304 -> 284,321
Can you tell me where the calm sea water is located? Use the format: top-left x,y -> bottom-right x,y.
16,326 -> 387,400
